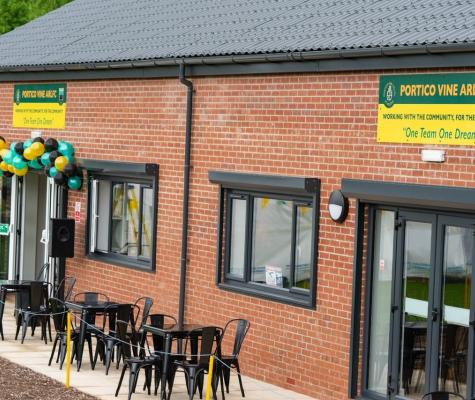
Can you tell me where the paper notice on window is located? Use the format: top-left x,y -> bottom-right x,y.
265,265 -> 283,287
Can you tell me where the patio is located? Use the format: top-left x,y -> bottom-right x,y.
0,299 -> 313,400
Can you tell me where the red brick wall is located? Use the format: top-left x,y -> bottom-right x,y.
0,68 -> 474,399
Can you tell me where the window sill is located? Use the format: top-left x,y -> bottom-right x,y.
218,282 -> 315,309
87,252 -> 155,273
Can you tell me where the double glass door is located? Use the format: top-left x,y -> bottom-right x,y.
366,208 -> 475,399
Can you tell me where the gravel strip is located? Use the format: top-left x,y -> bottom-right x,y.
0,356 -> 98,399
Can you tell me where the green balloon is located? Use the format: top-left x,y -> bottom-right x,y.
0,170 -> 4,177
41,152 -> 51,166
49,166 -> 58,178
3,150 -> 13,164
13,155 -> 27,170
67,176 -> 82,190
28,158 -> 43,170
23,140 -> 33,149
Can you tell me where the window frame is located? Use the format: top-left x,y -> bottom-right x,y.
211,171 -> 320,309
86,169 -> 158,272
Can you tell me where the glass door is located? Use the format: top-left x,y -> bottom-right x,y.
393,212 -> 436,399
365,208 -> 475,400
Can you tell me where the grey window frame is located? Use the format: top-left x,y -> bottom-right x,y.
210,171 -> 320,309
86,169 -> 158,272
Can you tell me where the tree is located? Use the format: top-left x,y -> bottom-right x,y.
0,0 -> 73,35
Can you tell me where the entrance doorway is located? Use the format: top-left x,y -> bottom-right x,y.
8,173 -> 66,288
366,207 -> 475,399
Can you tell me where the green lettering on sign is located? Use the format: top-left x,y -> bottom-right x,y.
0,223 -> 10,236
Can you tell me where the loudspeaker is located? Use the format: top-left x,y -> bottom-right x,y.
48,218 -> 75,258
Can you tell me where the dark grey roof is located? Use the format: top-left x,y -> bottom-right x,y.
0,0 -> 474,69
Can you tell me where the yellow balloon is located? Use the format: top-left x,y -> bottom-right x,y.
0,161 -> 8,172
0,139 -> 8,150
14,166 -> 28,176
7,164 -> 14,173
23,147 -> 35,160
54,156 -> 68,172
30,142 -> 45,157
0,148 -> 8,158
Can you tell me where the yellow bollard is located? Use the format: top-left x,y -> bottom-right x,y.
66,310 -> 72,389
205,355 -> 215,400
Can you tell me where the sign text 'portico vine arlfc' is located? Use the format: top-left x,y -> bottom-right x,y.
13,83 -> 67,129
377,73 -> 475,145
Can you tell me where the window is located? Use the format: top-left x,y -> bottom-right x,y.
88,170 -> 157,271
211,171 -> 319,308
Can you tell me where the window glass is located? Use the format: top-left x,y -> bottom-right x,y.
294,205 -> 312,290
89,175 -> 156,269
368,210 -> 395,394
229,198 -> 246,277
251,197 -> 292,289
140,187 -> 153,258
96,180 -> 111,252
0,177 -> 10,279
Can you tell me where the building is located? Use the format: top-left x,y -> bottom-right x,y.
0,0 -> 475,399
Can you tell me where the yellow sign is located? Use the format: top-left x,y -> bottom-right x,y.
13,83 -> 67,129
378,74 -> 475,145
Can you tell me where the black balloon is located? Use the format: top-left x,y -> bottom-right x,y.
53,172 -> 66,186
63,163 -> 77,177
49,150 -> 60,163
3,171 -> 13,178
32,137 -> 45,144
44,165 -> 52,176
44,138 -> 59,152
14,142 -> 24,155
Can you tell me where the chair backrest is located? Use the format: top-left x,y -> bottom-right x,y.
187,326 -> 222,366
221,319 -> 250,358
49,297 -> 67,332
35,263 -> 49,281
421,392 -> 465,400
132,297 -> 153,328
116,320 -> 133,359
148,314 -> 177,354
74,291 -> 110,303
55,276 -> 76,301
28,281 -> 45,312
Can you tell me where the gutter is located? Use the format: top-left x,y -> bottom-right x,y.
177,64 -> 194,328
3,42 -> 475,73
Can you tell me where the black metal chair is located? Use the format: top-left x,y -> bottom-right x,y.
48,297 -> 79,369
144,313 -> 178,395
168,326 -> 223,400
35,262 -> 50,281
129,297 -> 153,356
421,392 -> 465,399
93,303 -> 133,375
55,276 -> 76,301
19,281 -> 50,344
219,319 -> 250,397
115,319 -> 160,400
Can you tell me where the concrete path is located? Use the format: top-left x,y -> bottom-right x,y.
0,301 -> 313,400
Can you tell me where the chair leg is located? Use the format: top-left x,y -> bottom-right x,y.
21,314 -> 30,344
47,318 -> 52,342
15,313 -> 22,340
49,336 -> 59,366
129,364 -> 140,400
235,360 -> 246,397
105,340 -> 114,375
60,338 -> 68,370
154,364 -> 160,395
86,336 -> 94,367
236,361 -> 245,397
92,340 -> 101,370
115,364 -> 127,397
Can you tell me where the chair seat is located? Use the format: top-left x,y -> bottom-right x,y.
125,356 -> 158,366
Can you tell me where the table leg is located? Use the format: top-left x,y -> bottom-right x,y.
161,333 -> 171,400
77,309 -> 87,371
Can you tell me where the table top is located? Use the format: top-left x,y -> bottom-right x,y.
65,300 -> 118,312
142,323 -> 205,336
0,280 -> 46,289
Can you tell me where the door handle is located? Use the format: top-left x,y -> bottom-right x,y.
432,308 -> 438,321
469,320 -> 475,328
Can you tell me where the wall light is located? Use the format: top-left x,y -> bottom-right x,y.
328,190 -> 349,223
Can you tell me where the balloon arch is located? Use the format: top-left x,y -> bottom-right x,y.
0,136 -> 82,190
